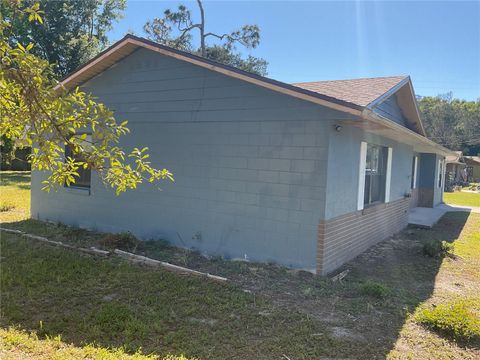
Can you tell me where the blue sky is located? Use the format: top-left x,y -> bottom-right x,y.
108,1 -> 480,100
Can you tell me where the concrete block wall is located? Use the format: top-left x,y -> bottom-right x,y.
31,48 -> 358,272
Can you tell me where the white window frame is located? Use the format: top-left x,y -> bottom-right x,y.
357,142 -> 367,210
358,142 -> 393,209
385,147 -> 393,203
412,156 -> 418,189
438,159 -> 443,188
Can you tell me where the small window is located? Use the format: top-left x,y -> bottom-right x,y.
65,134 -> 91,189
364,144 -> 388,205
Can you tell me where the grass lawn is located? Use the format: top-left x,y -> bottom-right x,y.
1,171 -> 480,359
0,171 -> 30,223
444,191 -> 480,207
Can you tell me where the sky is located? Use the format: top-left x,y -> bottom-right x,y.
107,0 -> 480,100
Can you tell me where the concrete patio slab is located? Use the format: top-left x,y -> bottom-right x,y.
408,203 -> 479,228
408,207 -> 448,228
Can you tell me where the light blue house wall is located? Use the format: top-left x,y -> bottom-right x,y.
31,48 -> 357,272
324,124 -> 414,220
31,46 -> 447,274
373,94 -> 409,128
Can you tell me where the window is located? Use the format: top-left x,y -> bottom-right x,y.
64,134 -> 91,189
411,156 -> 418,189
438,159 -> 443,188
364,144 -> 389,206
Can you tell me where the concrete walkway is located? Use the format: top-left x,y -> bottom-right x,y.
408,204 -> 479,228
436,203 -> 480,213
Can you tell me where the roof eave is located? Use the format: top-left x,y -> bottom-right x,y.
362,109 -> 455,157
365,76 -> 426,137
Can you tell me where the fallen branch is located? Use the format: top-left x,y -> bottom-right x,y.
113,249 -> 228,282
331,269 -> 350,282
1,227 -> 227,282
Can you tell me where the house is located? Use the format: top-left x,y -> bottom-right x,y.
464,156 -> 480,183
445,151 -> 467,187
31,35 -> 454,275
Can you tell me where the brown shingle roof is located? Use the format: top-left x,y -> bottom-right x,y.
292,76 -> 408,107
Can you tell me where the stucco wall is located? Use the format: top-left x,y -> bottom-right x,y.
31,48 -> 357,272
324,124 -> 414,220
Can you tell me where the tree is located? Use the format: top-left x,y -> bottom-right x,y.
418,93 -> 480,155
1,1 -> 173,194
143,0 -> 268,76
1,0 -> 126,77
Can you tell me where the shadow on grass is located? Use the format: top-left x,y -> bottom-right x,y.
0,212 -> 474,358
0,171 -> 31,190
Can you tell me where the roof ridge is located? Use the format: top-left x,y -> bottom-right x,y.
292,75 -> 408,85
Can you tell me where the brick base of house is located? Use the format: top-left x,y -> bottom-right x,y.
317,198 -> 410,275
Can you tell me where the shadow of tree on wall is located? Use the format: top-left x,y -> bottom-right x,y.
0,211 -> 474,358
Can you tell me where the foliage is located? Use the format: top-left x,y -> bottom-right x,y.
0,2 -> 173,194
0,134 -> 15,163
422,239 -> 454,258
143,0 -> 268,76
1,0 -> 127,77
360,280 -> 392,299
418,93 -> 480,156
415,298 -> 480,344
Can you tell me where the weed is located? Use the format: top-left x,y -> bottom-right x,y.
423,239 -> 455,258
361,280 -> 392,299
415,298 -> 480,345
100,231 -> 141,252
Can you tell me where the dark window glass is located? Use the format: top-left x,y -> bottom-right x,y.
438,160 -> 443,188
64,135 -> 91,189
364,144 -> 388,205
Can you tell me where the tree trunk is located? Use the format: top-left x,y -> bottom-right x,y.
197,0 -> 206,57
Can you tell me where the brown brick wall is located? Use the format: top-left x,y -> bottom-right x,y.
317,198 -> 410,275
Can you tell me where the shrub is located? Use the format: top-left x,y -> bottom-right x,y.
100,231 -> 141,252
361,280 -> 392,299
415,298 -> 480,344
423,239 -> 455,258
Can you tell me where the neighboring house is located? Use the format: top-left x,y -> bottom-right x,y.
445,151 -> 467,187
464,156 -> 480,182
31,35 -> 454,275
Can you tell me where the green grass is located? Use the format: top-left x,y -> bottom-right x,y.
0,327 -> 183,359
0,171 -> 30,223
444,191 -> 480,207
0,233 -> 366,359
415,298 -> 480,345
